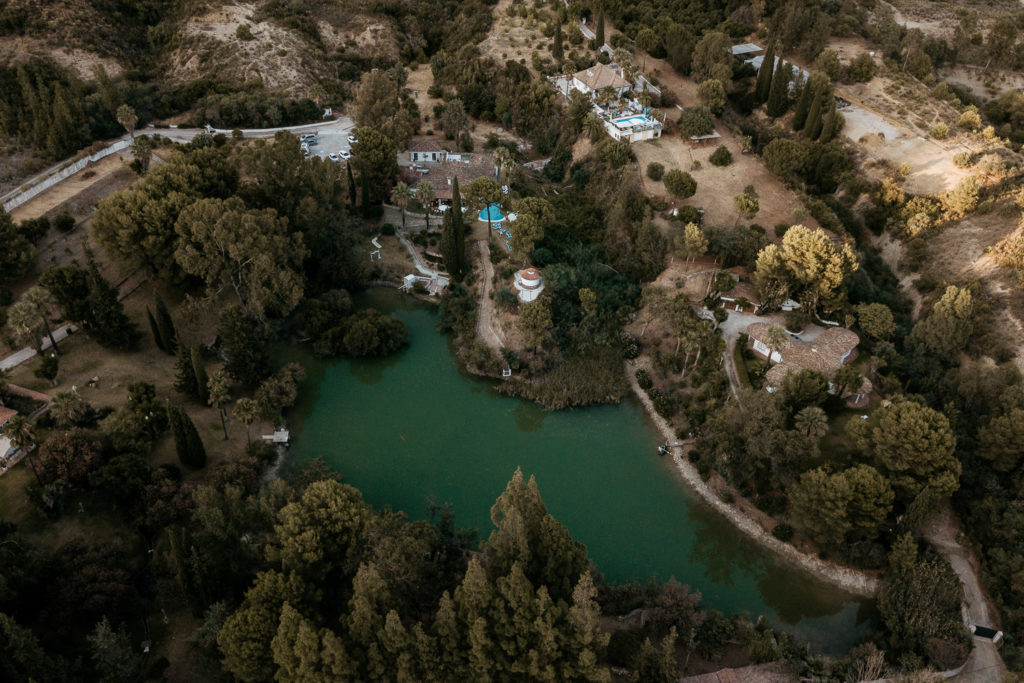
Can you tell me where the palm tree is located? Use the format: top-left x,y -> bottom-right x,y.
2,415 -> 41,485
390,182 -> 411,229
233,398 -> 258,446
583,113 -> 606,142
493,146 -> 516,185
794,406 -> 829,438
116,104 -> 138,139
418,181 -> 435,231
22,287 -> 61,356
761,324 -> 789,377
51,391 -> 87,429
6,301 -> 43,355
208,370 -> 232,441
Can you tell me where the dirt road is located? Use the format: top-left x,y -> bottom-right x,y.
921,505 -> 1007,682
475,241 -> 505,350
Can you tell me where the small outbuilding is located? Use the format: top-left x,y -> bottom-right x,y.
514,267 -> 544,303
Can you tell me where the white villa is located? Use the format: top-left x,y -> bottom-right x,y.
571,63 -> 631,98
514,267 -> 544,302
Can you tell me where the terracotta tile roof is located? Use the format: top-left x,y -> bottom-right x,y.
573,63 -> 630,91
407,137 -> 448,153
414,152 -> 495,201
748,323 -> 864,389
0,407 -> 16,425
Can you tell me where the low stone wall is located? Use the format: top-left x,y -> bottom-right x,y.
625,359 -> 879,597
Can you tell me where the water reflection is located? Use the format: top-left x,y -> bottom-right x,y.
514,400 -> 546,432
348,349 -> 405,385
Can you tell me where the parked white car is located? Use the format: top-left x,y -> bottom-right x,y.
339,150 -> 352,160
347,134 -> 358,144
327,153 -> 340,162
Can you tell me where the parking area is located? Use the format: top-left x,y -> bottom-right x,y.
300,117 -> 357,163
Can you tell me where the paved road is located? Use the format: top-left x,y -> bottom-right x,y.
0,324 -> 76,372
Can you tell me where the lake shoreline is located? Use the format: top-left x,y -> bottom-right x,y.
624,358 -> 880,598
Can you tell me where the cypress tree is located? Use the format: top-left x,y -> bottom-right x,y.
805,91 -> 825,140
169,404 -> 207,468
819,104 -> 841,142
154,295 -> 177,353
552,20 -> 564,64
765,61 -> 792,118
595,10 -> 605,46
360,169 -> 372,217
452,175 -> 466,278
174,344 -> 200,399
755,43 -> 776,104
84,257 -> 139,349
440,210 -> 461,281
146,307 -> 165,352
791,77 -> 815,131
191,347 -> 210,405
347,162 -> 357,206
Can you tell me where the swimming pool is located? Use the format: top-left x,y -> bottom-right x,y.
479,202 -> 505,222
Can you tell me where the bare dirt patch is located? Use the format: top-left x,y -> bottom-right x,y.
9,153 -> 133,223
479,0 -> 557,73
166,3 -> 324,96
919,202 -> 1024,363
939,65 -> 1024,104
0,35 -> 123,80
632,136 -> 820,234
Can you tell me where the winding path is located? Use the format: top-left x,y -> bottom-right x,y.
921,506 -> 1008,682
475,241 -> 505,350
624,358 -> 879,597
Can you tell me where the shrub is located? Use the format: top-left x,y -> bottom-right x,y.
663,169 -> 697,198
952,152 -> 973,169
930,122 -> 949,140
734,193 -> 759,218
651,391 -> 678,418
54,213 -> 75,233
772,523 -> 794,542
674,205 -> 702,224
845,53 -> 876,83
235,24 -> 254,41
379,223 -> 396,236
646,162 -> 664,181
635,368 -> 653,391
709,145 -> 733,166
958,106 -> 981,131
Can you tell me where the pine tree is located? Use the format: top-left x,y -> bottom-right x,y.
191,347 -> 210,405
805,91 -> 825,140
765,60 -> 792,118
552,20 -> 564,64
174,344 -> 200,399
146,307 -> 165,351
154,295 -> 177,353
596,10 -> 605,46
755,43 -> 776,104
791,77 -> 815,131
169,404 -> 207,468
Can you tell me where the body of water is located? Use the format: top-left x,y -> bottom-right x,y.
284,289 -> 874,652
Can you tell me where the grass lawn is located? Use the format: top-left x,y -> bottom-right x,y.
0,465 -> 36,530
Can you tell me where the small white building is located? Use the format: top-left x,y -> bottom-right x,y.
513,267 -> 544,303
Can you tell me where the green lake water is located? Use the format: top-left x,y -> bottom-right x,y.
285,289 -> 875,652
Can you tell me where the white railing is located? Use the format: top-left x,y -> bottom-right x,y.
3,139 -> 130,213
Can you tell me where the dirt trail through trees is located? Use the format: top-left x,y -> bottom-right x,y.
476,241 -> 504,350
921,507 -> 1008,682
625,358 -> 879,597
